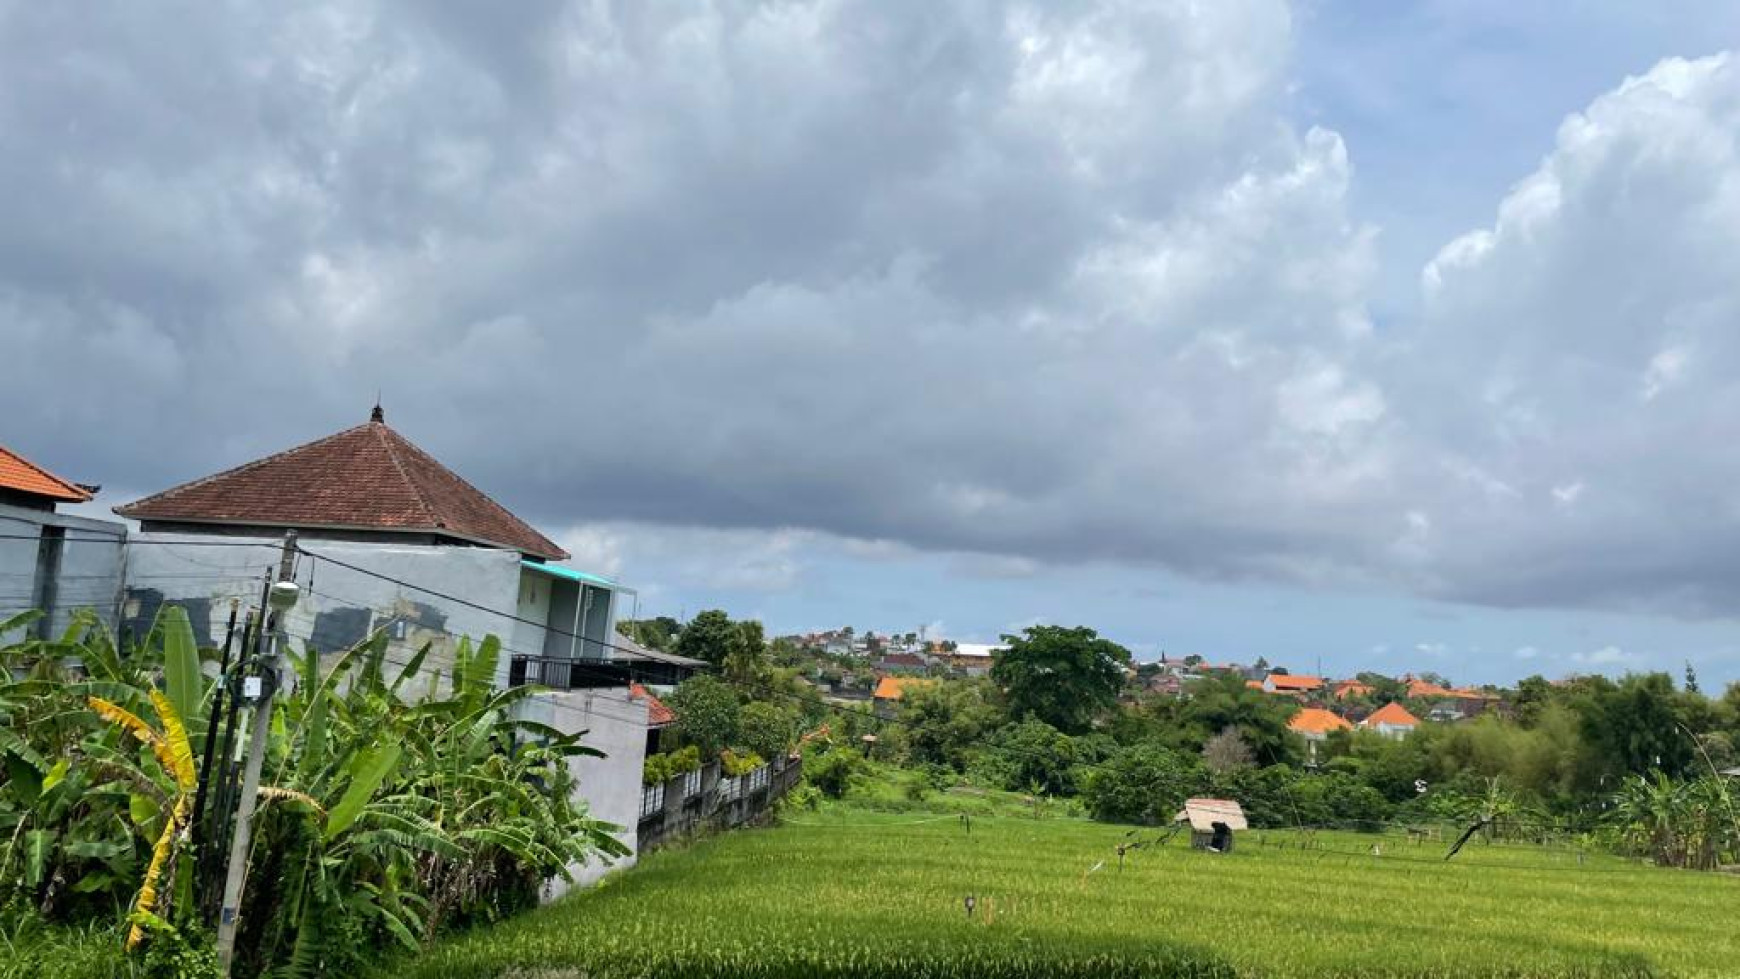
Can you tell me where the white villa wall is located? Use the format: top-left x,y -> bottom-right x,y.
0,503 -> 126,636
124,534 -> 522,686
519,686 -> 650,895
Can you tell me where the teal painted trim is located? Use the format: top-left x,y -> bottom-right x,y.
521,559 -> 617,588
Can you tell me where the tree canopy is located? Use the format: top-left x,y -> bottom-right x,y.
989,625 -> 1130,734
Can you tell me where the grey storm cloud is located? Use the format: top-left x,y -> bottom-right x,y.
2,2 -> 1738,616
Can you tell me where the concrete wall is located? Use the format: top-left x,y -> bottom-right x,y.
518,686 -> 650,895
511,570 -> 552,663
123,533 -> 523,687
0,503 -> 126,636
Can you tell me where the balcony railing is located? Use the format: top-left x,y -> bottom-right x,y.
508,652 -> 698,690
508,654 -> 634,690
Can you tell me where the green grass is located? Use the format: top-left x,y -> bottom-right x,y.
389,806 -> 1740,979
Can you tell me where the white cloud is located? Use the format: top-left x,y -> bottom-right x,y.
1405,52 -> 1740,613
1572,645 -> 1638,667
1513,645 -> 1540,660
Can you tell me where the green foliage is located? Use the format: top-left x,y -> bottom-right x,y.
804,749 -> 865,799
642,746 -> 703,786
666,675 -> 741,757
673,610 -> 740,666
983,718 -> 1077,796
1178,673 -> 1298,766
897,680 -> 1004,771
990,626 -> 1129,734
1,614 -> 624,979
617,616 -> 682,652
735,701 -> 798,761
1080,743 -> 1199,824
719,750 -> 765,778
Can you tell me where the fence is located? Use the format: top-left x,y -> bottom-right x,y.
637,754 -> 803,852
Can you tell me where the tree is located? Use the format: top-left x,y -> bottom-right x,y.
617,616 -> 681,651
1202,726 -> 1253,773
1181,673 -> 1299,766
735,701 -> 798,761
1685,661 -> 1700,694
988,718 -> 1078,795
990,625 -> 1131,734
666,675 -> 741,757
898,680 -> 1004,770
674,610 -> 740,666
1581,673 -> 1694,778
723,620 -> 772,691
1080,743 -> 1201,824
1183,654 -> 1204,667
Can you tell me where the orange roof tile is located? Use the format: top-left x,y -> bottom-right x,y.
1332,680 -> 1375,700
1363,702 -> 1421,728
1245,679 -> 1264,690
1265,674 -> 1324,691
873,676 -> 932,701
630,683 -> 675,726
1289,707 -> 1353,734
116,407 -> 566,560
0,445 -> 91,504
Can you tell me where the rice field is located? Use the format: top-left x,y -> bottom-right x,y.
392,809 -> 1740,978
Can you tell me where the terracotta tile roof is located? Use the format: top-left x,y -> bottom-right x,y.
1332,680 -> 1375,699
1245,679 -> 1264,690
0,445 -> 92,504
1265,673 -> 1324,691
873,676 -> 932,701
115,408 -> 566,560
1405,678 -> 1458,699
630,683 -> 675,726
1289,707 -> 1353,734
1363,702 -> 1421,729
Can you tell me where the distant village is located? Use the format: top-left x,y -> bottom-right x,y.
780,628 -> 1510,751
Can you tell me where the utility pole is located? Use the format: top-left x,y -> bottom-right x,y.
215,532 -> 299,976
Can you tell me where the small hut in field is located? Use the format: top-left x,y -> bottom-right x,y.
1175,798 -> 1247,853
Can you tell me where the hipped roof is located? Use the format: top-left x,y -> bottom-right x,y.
116,409 -> 567,560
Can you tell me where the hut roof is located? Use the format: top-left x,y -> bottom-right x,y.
1174,798 -> 1248,832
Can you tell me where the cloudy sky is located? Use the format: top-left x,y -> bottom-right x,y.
7,1 -> 1740,684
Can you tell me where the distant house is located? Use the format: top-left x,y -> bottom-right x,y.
1175,798 -> 1247,852
1289,707 -> 1353,741
1332,680 -> 1375,700
0,443 -> 125,638
1262,673 -> 1325,695
874,651 -> 929,675
1289,707 -> 1353,765
871,675 -> 932,717
1361,702 -> 1421,739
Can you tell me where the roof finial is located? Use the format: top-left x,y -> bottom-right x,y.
370,394 -> 384,424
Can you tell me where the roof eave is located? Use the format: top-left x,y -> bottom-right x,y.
121,513 -> 568,561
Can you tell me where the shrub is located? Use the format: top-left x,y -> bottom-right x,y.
805,749 -> 865,799
1080,742 -> 1200,824
720,750 -> 765,778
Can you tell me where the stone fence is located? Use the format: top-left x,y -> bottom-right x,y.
636,755 -> 803,852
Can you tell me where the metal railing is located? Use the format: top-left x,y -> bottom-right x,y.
639,782 -> 665,820
508,654 -> 634,690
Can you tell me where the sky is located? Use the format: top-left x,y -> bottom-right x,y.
6,1 -> 1740,686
